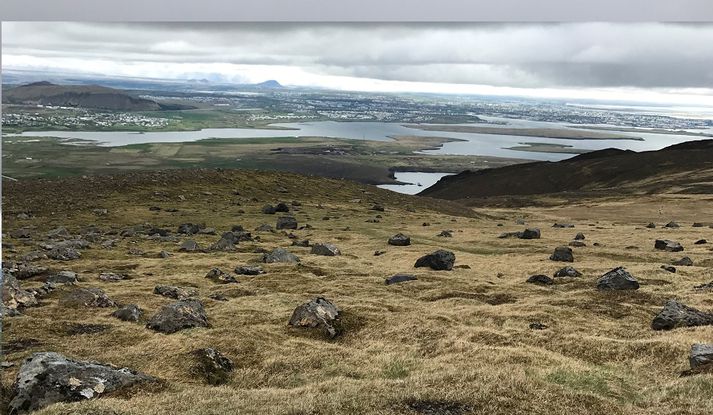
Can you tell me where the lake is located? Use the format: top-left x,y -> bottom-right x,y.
377,172 -> 455,195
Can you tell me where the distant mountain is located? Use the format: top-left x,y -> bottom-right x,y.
253,80 -> 283,89
419,140 -> 713,203
2,82 -> 165,111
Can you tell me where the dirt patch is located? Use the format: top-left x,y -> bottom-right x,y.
402,399 -> 474,415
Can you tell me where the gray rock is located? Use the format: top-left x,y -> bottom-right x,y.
596,267 -> 639,290
574,232 -> 586,240
234,265 -> 265,275
146,299 -> 209,334
646,222 -> 656,228
261,204 -> 277,214
47,227 -> 71,239
47,271 -> 78,285
388,233 -> 411,246
672,256 -> 693,266
288,297 -> 341,338
99,272 -> 126,282
311,242 -> 341,256
21,251 -> 47,263
520,228 -> 541,239
209,235 -> 237,252
553,223 -> 575,228
553,266 -> 582,278
276,216 -> 298,230
385,274 -> 418,285
262,248 -> 300,264
12,264 -> 48,279
275,202 -> 290,212
10,228 -> 32,239
665,221 -> 680,228
661,265 -> 677,273
568,241 -> 586,247
255,224 -> 274,232
179,240 -> 201,252
177,223 -> 203,235
47,246 -> 82,261
153,285 -> 198,300
2,274 -> 38,315
112,304 -> 143,322
414,250 -> 455,271
549,246 -> 574,262
8,352 -> 155,414
438,230 -> 453,238
651,299 -> 713,331
191,348 -> 234,385
59,288 -> 116,308
655,239 -> 684,252
695,239 -> 708,245
527,274 -> 554,285
690,344 -> 713,368
205,268 -> 238,283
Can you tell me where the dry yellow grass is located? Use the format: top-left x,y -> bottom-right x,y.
2,169 -> 713,415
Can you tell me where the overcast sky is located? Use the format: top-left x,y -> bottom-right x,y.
3,22 -> 713,105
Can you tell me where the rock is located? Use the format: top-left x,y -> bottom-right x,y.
2,275 -> 38,315
92,208 -> 108,216
646,222 -> 656,228
527,274 -> 554,285
529,322 -> 548,330
661,265 -> 677,273
311,242 -> 341,256
177,223 -> 203,235
16,213 -> 30,220
388,233 -> 411,246
422,222 -> 430,227
146,227 -> 170,237
288,297 -> 341,338
695,239 -> 708,245
59,288 -> 116,308
553,223 -> 575,228
154,285 -> 198,300
127,247 -> 145,256
672,257 -> 694,266
692,222 -> 705,228
99,272 -> 126,282
596,267 -> 639,291
553,266 -> 582,278
146,299 -> 209,333
158,250 -> 172,258
205,268 -> 238,283
651,299 -> 713,331
149,206 -> 161,211
276,216 -> 298,230
191,348 -> 234,385
690,344 -> 713,369
112,304 -> 143,322
385,274 -> 418,285
47,271 -> 78,285
574,232 -> 585,240
654,239 -> 684,252
8,352 -> 155,414
10,228 -> 32,239
263,248 -> 300,263
275,202 -> 290,212
515,218 -> 526,225
198,227 -> 217,235
234,265 -> 264,275
179,240 -> 201,252
209,235 -> 237,252
370,204 -> 385,212
292,239 -> 310,247
374,250 -> 386,256
568,241 -> 587,247
255,224 -> 274,232
12,264 -> 48,280
438,230 -> 453,238
209,293 -> 228,301
47,227 -> 71,239
694,281 -> 713,290
549,246 -> 574,262
261,204 -> 277,214
47,246 -> 82,261
520,228 -> 541,239
21,251 -> 48,263
665,221 -> 680,228
414,250 -> 455,271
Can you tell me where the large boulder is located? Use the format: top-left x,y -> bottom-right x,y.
59,288 -> 116,308
414,250 -> 455,271
549,246 -> 574,262
651,299 -> 713,331
596,267 -> 639,290
146,299 -> 209,334
276,216 -> 298,230
288,297 -> 341,338
690,344 -> 713,369
262,248 -> 300,264
311,243 -> 341,256
153,285 -> 198,300
8,352 -> 155,414
387,233 -> 411,246
191,348 -> 234,385
654,239 -> 684,252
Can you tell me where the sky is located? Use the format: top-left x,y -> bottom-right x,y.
3,22 -> 713,105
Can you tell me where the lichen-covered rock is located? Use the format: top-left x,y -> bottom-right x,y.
387,233 -> 411,246
596,267 -> 639,290
414,250 -> 455,271
112,304 -> 143,322
553,266 -> 582,278
179,240 -> 201,252
651,299 -> 713,331
690,344 -> 713,369
146,299 -> 209,334
8,352 -> 155,414
2,274 -> 38,316
191,348 -> 234,385
205,268 -> 238,283
59,287 -> 116,308
311,242 -> 341,256
234,265 -> 264,275
288,297 -> 341,338
153,285 -> 198,300
262,248 -> 300,263
654,239 -> 684,252
47,246 -> 82,261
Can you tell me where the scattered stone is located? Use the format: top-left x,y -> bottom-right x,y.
205,268 -> 238,283
655,239 -> 684,252
596,267 -> 639,291
665,221 -> 680,228
12,264 -> 48,280
112,304 -> 143,322
99,272 -> 126,282
234,265 -> 264,275
209,234 -> 237,252
692,222 -> 705,228
10,228 -> 32,239
568,241 -> 587,247
385,274 -> 418,285
414,250 -> 455,271
672,257 -> 694,266
529,322 -> 548,330
694,281 -> 713,290
370,204 -> 385,212
275,202 -> 290,212
263,248 -> 300,264
690,344 -> 713,369
574,232 -> 586,240
438,230 -> 453,238
276,216 -> 298,230
520,228 -> 541,239
146,299 -> 209,334
179,240 -> 201,252
209,293 -> 228,301
59,288 -> 116,308
154,285 -> 198,300
261,204 -> 277,214
177,223 -> 204,235
149,206 -> 161,211
661,265 -> 677,273
311,242 -> 341,256
553,223 -> 575,228
2,275 -> 38,316
553,266 -> 582,278
47,246 -> 82,261
47,227 -> 71,239
549,246 -> 574,262
291,239 -> 310,247
158,250 -> 172,258
7,352 -> 155,414
646,222 -> 656,229
374,250 -> 386,256
288,297 -> 341,338
47,271 -> 78,285
694,239 -> 708,245
527,274 -> 554,285
651,299 -> 713,331
388,233 -> 411,246
191,348 -> 234,385
127,247 -> 145,256
21,251 -> 48,263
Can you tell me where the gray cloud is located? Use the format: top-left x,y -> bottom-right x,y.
3,22 -> 713,89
